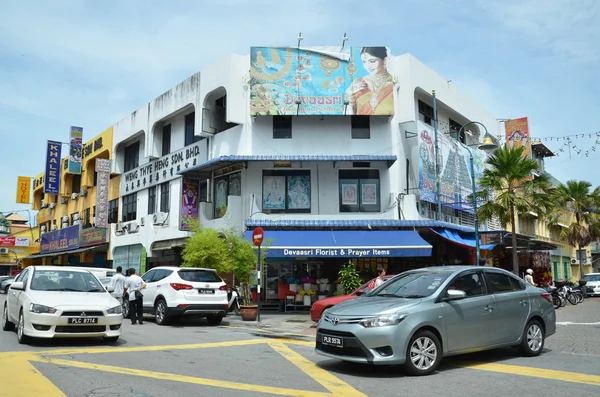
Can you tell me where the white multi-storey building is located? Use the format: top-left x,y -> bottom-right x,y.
108,46 -> 503,300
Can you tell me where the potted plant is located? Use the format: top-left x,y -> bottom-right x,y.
297,289 -> 306,304
285,290 -> 296,303
301,277 -> 316,292
304,289 -> 316,306
317,278 -> 329,292
287,277 -> 300,292
338,261 -> 362,294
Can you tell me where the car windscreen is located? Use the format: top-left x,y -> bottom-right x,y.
372,270 -> 454,298
30,270 -> 105,292
585,274 -> 600,282
178,269 -> 222,283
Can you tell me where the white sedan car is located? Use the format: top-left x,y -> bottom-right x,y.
2,266 -> 123,344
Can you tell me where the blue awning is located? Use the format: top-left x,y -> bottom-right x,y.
429,227 -> 496,250
244,230 -> 432,258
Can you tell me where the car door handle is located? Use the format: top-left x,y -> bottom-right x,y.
484,305 -> 495,312
519,300 -> 528,306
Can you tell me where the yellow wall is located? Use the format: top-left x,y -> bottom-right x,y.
2,227 -> 41,269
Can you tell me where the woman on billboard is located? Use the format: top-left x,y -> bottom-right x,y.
345,47 -> 394,115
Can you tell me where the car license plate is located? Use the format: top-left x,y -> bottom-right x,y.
321,335 -> 343,347
68,317 -> 98,324
198,289 -> 214,294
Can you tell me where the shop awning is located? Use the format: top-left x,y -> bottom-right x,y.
152,238 -> 188,251
24,245 -> 106,260
179,154 -> 397,178
429,228 -> 497,251
243,230 -> 432,258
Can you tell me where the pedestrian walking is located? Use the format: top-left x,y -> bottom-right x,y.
123,268 -> 146,325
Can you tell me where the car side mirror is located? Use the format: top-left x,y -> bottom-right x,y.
444,289 -> 466,301
106,285 -> 115,293
10,282 -> 24,291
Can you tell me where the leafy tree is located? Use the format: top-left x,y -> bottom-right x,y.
338,262 -> 362,294
473,146 -> 555,275
550,180 -> 600,279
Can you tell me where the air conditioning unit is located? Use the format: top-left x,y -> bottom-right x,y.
73,213 -> 80,221
0,248 -> 9,254
80,188 -> 87,197
115,223 -> 126,233
49,202 -> 56,209
73,220 -> 81,226
153,212 -> 168,225
40,199 -> 46,208
71,192 -> 78,200
61,216 -> 69,223
61,222 -> 69,229
50,224 -> 57,231
585,258 -> 592,265
40,225 -> 47,233
571,258 -> 580,265
126,222 -> 139,233
60,197 -> 67,204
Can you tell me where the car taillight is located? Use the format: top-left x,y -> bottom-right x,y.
170,283 -> 193,291
541,292 -> 552,303
219,285 -> 228,291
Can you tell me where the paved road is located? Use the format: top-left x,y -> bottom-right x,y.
1,295 -> 599,397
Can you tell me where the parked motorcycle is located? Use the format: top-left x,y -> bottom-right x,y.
227,286 -> 240,316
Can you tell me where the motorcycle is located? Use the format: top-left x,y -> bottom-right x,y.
545,283 -> 565,309
227,286 -> 240,316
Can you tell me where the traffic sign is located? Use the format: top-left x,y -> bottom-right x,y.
252,227 -> 264,247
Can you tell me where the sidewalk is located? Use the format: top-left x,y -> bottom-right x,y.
222,312 -> 317,338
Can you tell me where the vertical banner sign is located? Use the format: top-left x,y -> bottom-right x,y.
180,179 -> 199,231
16,176 -> 31,204
95,159 -> 112,228
504,117 -> 531,159
68,126 -> 83,174
44,140 -> 62,194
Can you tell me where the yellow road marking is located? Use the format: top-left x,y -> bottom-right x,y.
269,341 -> 369,397
456,362 -> 600,387
31,356 -> 332,397
0,353 -> 66,397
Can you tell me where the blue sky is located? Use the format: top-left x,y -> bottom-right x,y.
1,0 -> 598,222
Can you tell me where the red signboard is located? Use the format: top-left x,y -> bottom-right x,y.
0,237 -> 29,247
252,227 -> 264,247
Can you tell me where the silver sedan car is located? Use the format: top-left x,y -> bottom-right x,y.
315,266 -> 556,376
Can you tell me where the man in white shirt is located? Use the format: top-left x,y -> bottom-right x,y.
123,268 -> 146,325
109,266 -> 126,304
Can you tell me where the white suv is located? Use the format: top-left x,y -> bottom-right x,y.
129,266 -> 228,325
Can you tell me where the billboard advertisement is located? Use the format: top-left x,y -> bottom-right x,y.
16,176 -> 31,204
44,140 -> 62,194
180,179 -> 199,231
249,46 -> 395,116
417,121 -> 488,211
68,126 -> 83,174
504,117 -> 531,158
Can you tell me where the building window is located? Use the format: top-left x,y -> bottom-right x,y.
162,124 -> 171,156
185,112 -> 201,146
339,169 -> 380,213
122,193 -> 137,222
70,213 -> 78,225
108,199 -> 119,224
214,173 -> 242,218
449,118 -> 465,143
199,180 -> 208,202
71,175 -> 81,194
159,182 -> 170,213
261,170 -> 310,214
93,170 -> 98,187
418,100 -> 434,126
273,116 -> 292,139
351,116 -> 370,139
124,141 -> 140,172
148,186 -> 157,215
83,208 -> 91,228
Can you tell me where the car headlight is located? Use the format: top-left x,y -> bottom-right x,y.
107,305 -> 123,315
29,303 -> 57,314
360,312 -> 409,328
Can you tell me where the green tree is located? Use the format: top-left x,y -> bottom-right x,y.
338,262 -> 362,294
550,180 -> 600,279
473,146 -> 555,275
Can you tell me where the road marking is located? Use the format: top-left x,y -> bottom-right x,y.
0,353 -> 66,397
457,362 -> 600,387
30,356 -> 333,397
556,321 -> 600,325
270,341 -> 368,397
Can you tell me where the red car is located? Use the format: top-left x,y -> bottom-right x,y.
309,275 -> 395,322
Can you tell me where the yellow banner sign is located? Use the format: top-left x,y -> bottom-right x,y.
16,176 -> 31,204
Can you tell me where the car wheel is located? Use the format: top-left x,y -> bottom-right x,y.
2,303 -> 14,331
206,315 -> 223,325
404,330 -> 442,376
103,336 -> 119,343
520,319 -> 545,357
17,310 -> 30,345
234,299 -> 240,316
154,299 -> 170,325
122,300 -> 129,319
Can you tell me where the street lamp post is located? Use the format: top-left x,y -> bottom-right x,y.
455,122 -> 498,267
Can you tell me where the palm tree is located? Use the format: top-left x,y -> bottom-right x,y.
551,180 -> 600,279
474,146 -> 555,275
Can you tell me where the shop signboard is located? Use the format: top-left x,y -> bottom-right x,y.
68,126 -> 83,174
43,140 -> 62,194
95,159 -> 112,229
79,227 -> 108,247
16,176 -> 31,204
0,237 -> 29,247
120,141 -> 204,196
417,121 -> 488,211
249,46 -> 395,116
40,225 -> 80,254
268,247 -> 403,258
